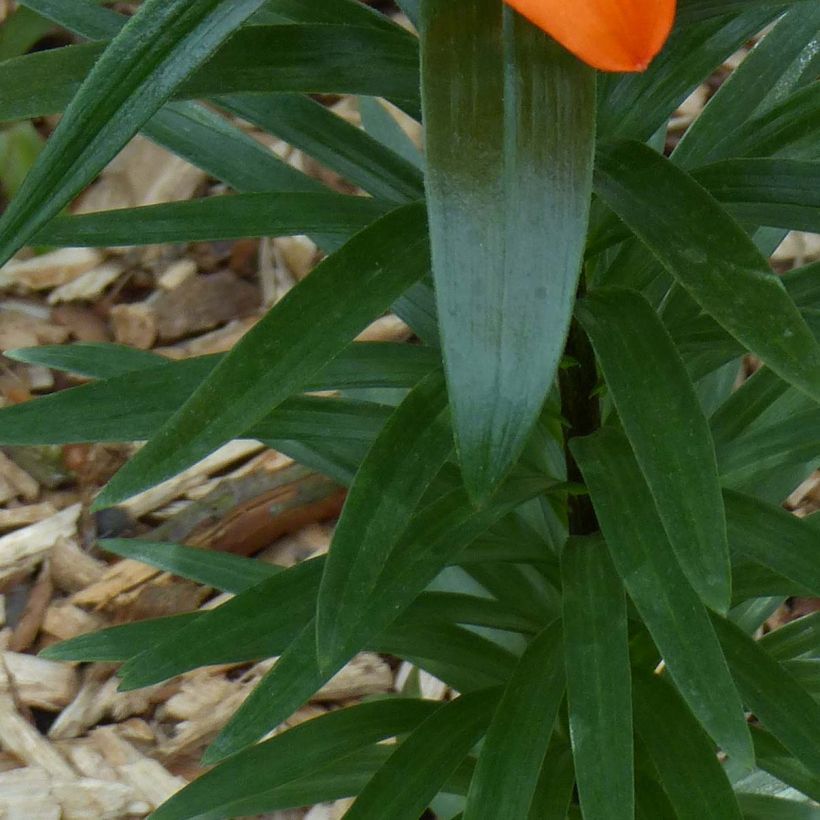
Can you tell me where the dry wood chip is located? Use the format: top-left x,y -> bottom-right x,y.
356,313 -> 412,343
0,450 -> 40,501
115,439 -> 264,519
0,248 -> 102,291
70,560 -> 159,610
49,537 -> 106,594
0,660 -> 75,778
0,503 -> 80,586
154,315 -> 258,359
315,653 -> 393,701
73,136 -> 205,214
0,767 -> 62,820
91,727 -> 186,809
8,560 -> 53,651
47,262 -> 124,305
41,601 -> 106,642
157,259 -> 197,291
111,270 -> 260,349
0,502 -> 57,530
2,651 -> 78,711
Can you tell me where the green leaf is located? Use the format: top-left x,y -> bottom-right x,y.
346,689 -> 500,820
0,122 -> 43,201
736,794 -> 820,820
151,698 -> 439,820
598,7 -> 781,142
674,3 -> 820,167
316,372 -> 452,666
725,491 -> 820,598
0,0 -> 269,267
40,613 -> 197,662
421,0 -> 595,501
100,538 -> 279,595
595,140 -> 820,404
752,725 -> 820,804
527,734 -> 575,820
205,475 -> 549,761
7,343 -> 164,379
633,674 -> 743,820
219,94 -> 424,203
0,5 -> 55,62
359,96 -> 424,170
33,192 -> 393,247
711,613 -> 820,774
0,24 -> 422,125
577,288 -> 730,611
463,623 -> 565,820
760,612 -> 820,661
562,535 -> 632,820
0,343 -> 437,446
92,202 -> 430,508
693,159 -> 820,233
571,428 -> 753,769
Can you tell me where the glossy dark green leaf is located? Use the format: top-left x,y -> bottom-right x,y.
33,192 -> 393,247
562,535 -> 632,820
725,491 -> 820,597
598,7 -> 781,142
7,343 -> 164,379
693,159 -> 820,233
93,203 -> 430,509
717,407 -> 820,486
736,794 -> 820,820
151,699 -> 439,820
346,689 -> 499,820
100,538 -> 279,595
463,623 -> 565,820
596,140 -> 820,404
220,94 -> 424,203
571,428 -> 753,769
712,614 -> 820,774
577,288 -> 729,611
752,725 -> 820,804
359,96 -> 424,170
674,3 -> 820,167
0,24 -> 422,125
760,612 -> 820,661
206,475 -> 549,761
316,372 -> 452,666
0,0 -> 269,267
40,613 -> 197,662
633,674 -> 742,820
421,0 -> 595,501
527,734 -> 575,820
0,342 -> 437,446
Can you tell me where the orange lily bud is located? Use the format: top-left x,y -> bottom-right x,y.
505,0 -> 677,73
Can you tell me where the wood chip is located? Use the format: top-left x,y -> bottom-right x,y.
41,601 -> 106,643
8,560 -> 53,652
3,651 -> 79,711
111,271 -> 260,348
0,503 -> 57,530
0,450 -> 40,501
157,259 -> 197,291
0,504 -> 80,586
47,262 -> 124,305
0,249 -> 103,291
49,537 -> 106,594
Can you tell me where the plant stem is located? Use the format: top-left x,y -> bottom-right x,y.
560,315 -> 600,536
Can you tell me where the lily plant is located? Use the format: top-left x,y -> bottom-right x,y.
0,0 -> 818,817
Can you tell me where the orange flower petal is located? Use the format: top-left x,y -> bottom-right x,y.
505,0 -> 677,73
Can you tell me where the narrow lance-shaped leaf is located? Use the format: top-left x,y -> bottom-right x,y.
346,689 -> 500,820
0,0 -> 268,267
711,613 -> 820,775
150,699 -> 440,820
562,535 -> 633,820
595,140 -> 820,404
463,622 -> 566,819
633,674 -> 743,820
577,287 -> 730,612
571,428 -> 753,769
422,0 -> 595,501
316,372 -> 453,668
93,202 -> 430,509
32,192 -> 393,248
